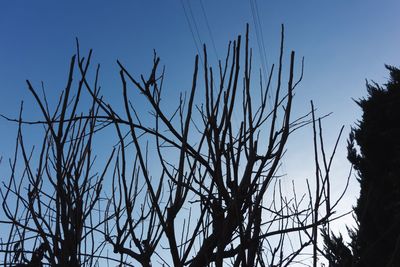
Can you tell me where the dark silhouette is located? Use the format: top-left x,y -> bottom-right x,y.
0,53 -> 113,266
1,25 -> 347,266
324,65 -> 400,267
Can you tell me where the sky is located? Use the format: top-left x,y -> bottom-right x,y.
1,0 -> 400,261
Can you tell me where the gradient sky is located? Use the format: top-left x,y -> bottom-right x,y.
1,0 -> 400,242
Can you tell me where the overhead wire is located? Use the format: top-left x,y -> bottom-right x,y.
249,0 -> 275,111
187,0 -> 205,53
180,0 -> 203,64
181,1 -> 291,198
180,1 -> 292,200
253,0 -> 270,73
181,0 -> 221,65
199,0 -> 219,60
249,0 -> 290,191
249,0 -> 269,81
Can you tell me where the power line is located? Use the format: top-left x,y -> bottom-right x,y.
187,0 -> 204,52
249,0 -> 269,80
180,0 -> 203,63
199,0 -> 219,60
250,0 -> 290,192
253,0 -> 270,72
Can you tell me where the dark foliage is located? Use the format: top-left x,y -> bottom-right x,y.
322,228 -> 353,267
324,65 -> 400,267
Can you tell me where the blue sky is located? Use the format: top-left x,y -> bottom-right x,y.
1,0 -> 399,117
1,0 -> 400,244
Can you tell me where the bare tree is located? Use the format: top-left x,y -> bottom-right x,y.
1,25 -> 347,266
92,25 -> 346,266
0,54 -> 114,266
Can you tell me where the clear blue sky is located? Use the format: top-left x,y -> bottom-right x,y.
1,0 -> 399,239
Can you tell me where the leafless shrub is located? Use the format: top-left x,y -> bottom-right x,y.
1,25 -> 347,267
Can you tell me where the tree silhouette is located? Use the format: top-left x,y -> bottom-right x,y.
1,25 -> 347,266
0,54 -> 114,266
324,65 -> 400,267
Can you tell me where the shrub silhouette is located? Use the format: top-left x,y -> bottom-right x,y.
1,25 -> 347,267
324,65 -> 400,267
